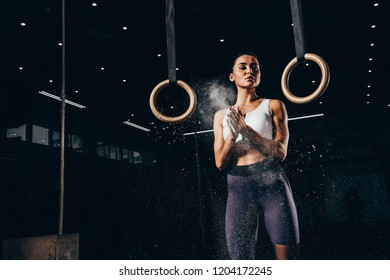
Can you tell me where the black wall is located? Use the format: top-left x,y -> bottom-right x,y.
1,106 -> 390,260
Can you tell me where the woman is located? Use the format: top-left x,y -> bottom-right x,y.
213,52 -> 300,260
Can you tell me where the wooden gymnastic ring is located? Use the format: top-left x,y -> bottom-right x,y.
149,79 -> 197,123
281,53 -> 330,104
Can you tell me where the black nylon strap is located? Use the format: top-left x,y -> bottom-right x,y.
166,0 -> 177,84
289,0 -> 306,62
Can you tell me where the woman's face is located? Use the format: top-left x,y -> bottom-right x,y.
229,54 -> 261,88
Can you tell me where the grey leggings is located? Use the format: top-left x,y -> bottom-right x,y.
226,158 -> 300,259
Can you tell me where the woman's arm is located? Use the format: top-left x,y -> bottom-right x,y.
213,109 -> 237,170
229,99 -> 289,161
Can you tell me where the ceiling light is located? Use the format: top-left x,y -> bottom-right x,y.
183,129 -> 213,136
123,121 -> 150,132
18,67 -> 23,70
122,26 -> 127,30
122,79 -> 127,83
92,3 -> 97,7
38,91 -> 86,109
220,39 -> 224,42
20,22 -> 26,26
374,3 -> 379,7
288,113 -> 324,121
100,67 -> 104,70
371,25 -> 376,28
370,43 -> 375,46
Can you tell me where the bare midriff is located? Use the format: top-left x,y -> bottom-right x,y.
233,140 -> 267,166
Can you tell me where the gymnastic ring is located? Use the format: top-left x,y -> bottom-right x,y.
149,79 -> 197,123
281,53 -> 330,104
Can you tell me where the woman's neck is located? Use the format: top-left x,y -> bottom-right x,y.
235,88 -> 260,106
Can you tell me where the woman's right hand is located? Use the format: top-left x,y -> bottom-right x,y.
226,107 -> 239,139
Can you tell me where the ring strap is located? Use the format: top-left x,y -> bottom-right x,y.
289,0 -> 306,62
165,0 -> 177,84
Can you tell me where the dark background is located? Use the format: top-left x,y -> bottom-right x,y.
0,0 -> 389,259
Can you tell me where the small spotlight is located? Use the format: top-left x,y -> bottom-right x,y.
92,3 -> 97,7
20,22 -> 26,26
18,66 -> 23,70
122,26 -> 127,30
371,25 -> 376,29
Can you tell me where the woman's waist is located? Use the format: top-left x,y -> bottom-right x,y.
234,149 -> 267,166
228,157 -> 282,176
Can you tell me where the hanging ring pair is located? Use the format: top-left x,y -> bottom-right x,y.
149,79 -> 197,123
281,53 -> 330,104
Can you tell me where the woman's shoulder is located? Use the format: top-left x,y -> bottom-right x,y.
269,98 -> 286,108
268,99 -> 287,117
214,108 -> 228,122
215,108 -> 228,116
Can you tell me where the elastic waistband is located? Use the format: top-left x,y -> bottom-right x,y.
227,158 -> 281,177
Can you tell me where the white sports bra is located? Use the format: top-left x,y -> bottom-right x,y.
223,99 -> 273,142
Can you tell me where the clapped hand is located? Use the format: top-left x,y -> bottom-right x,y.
226,106 -> 246,138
